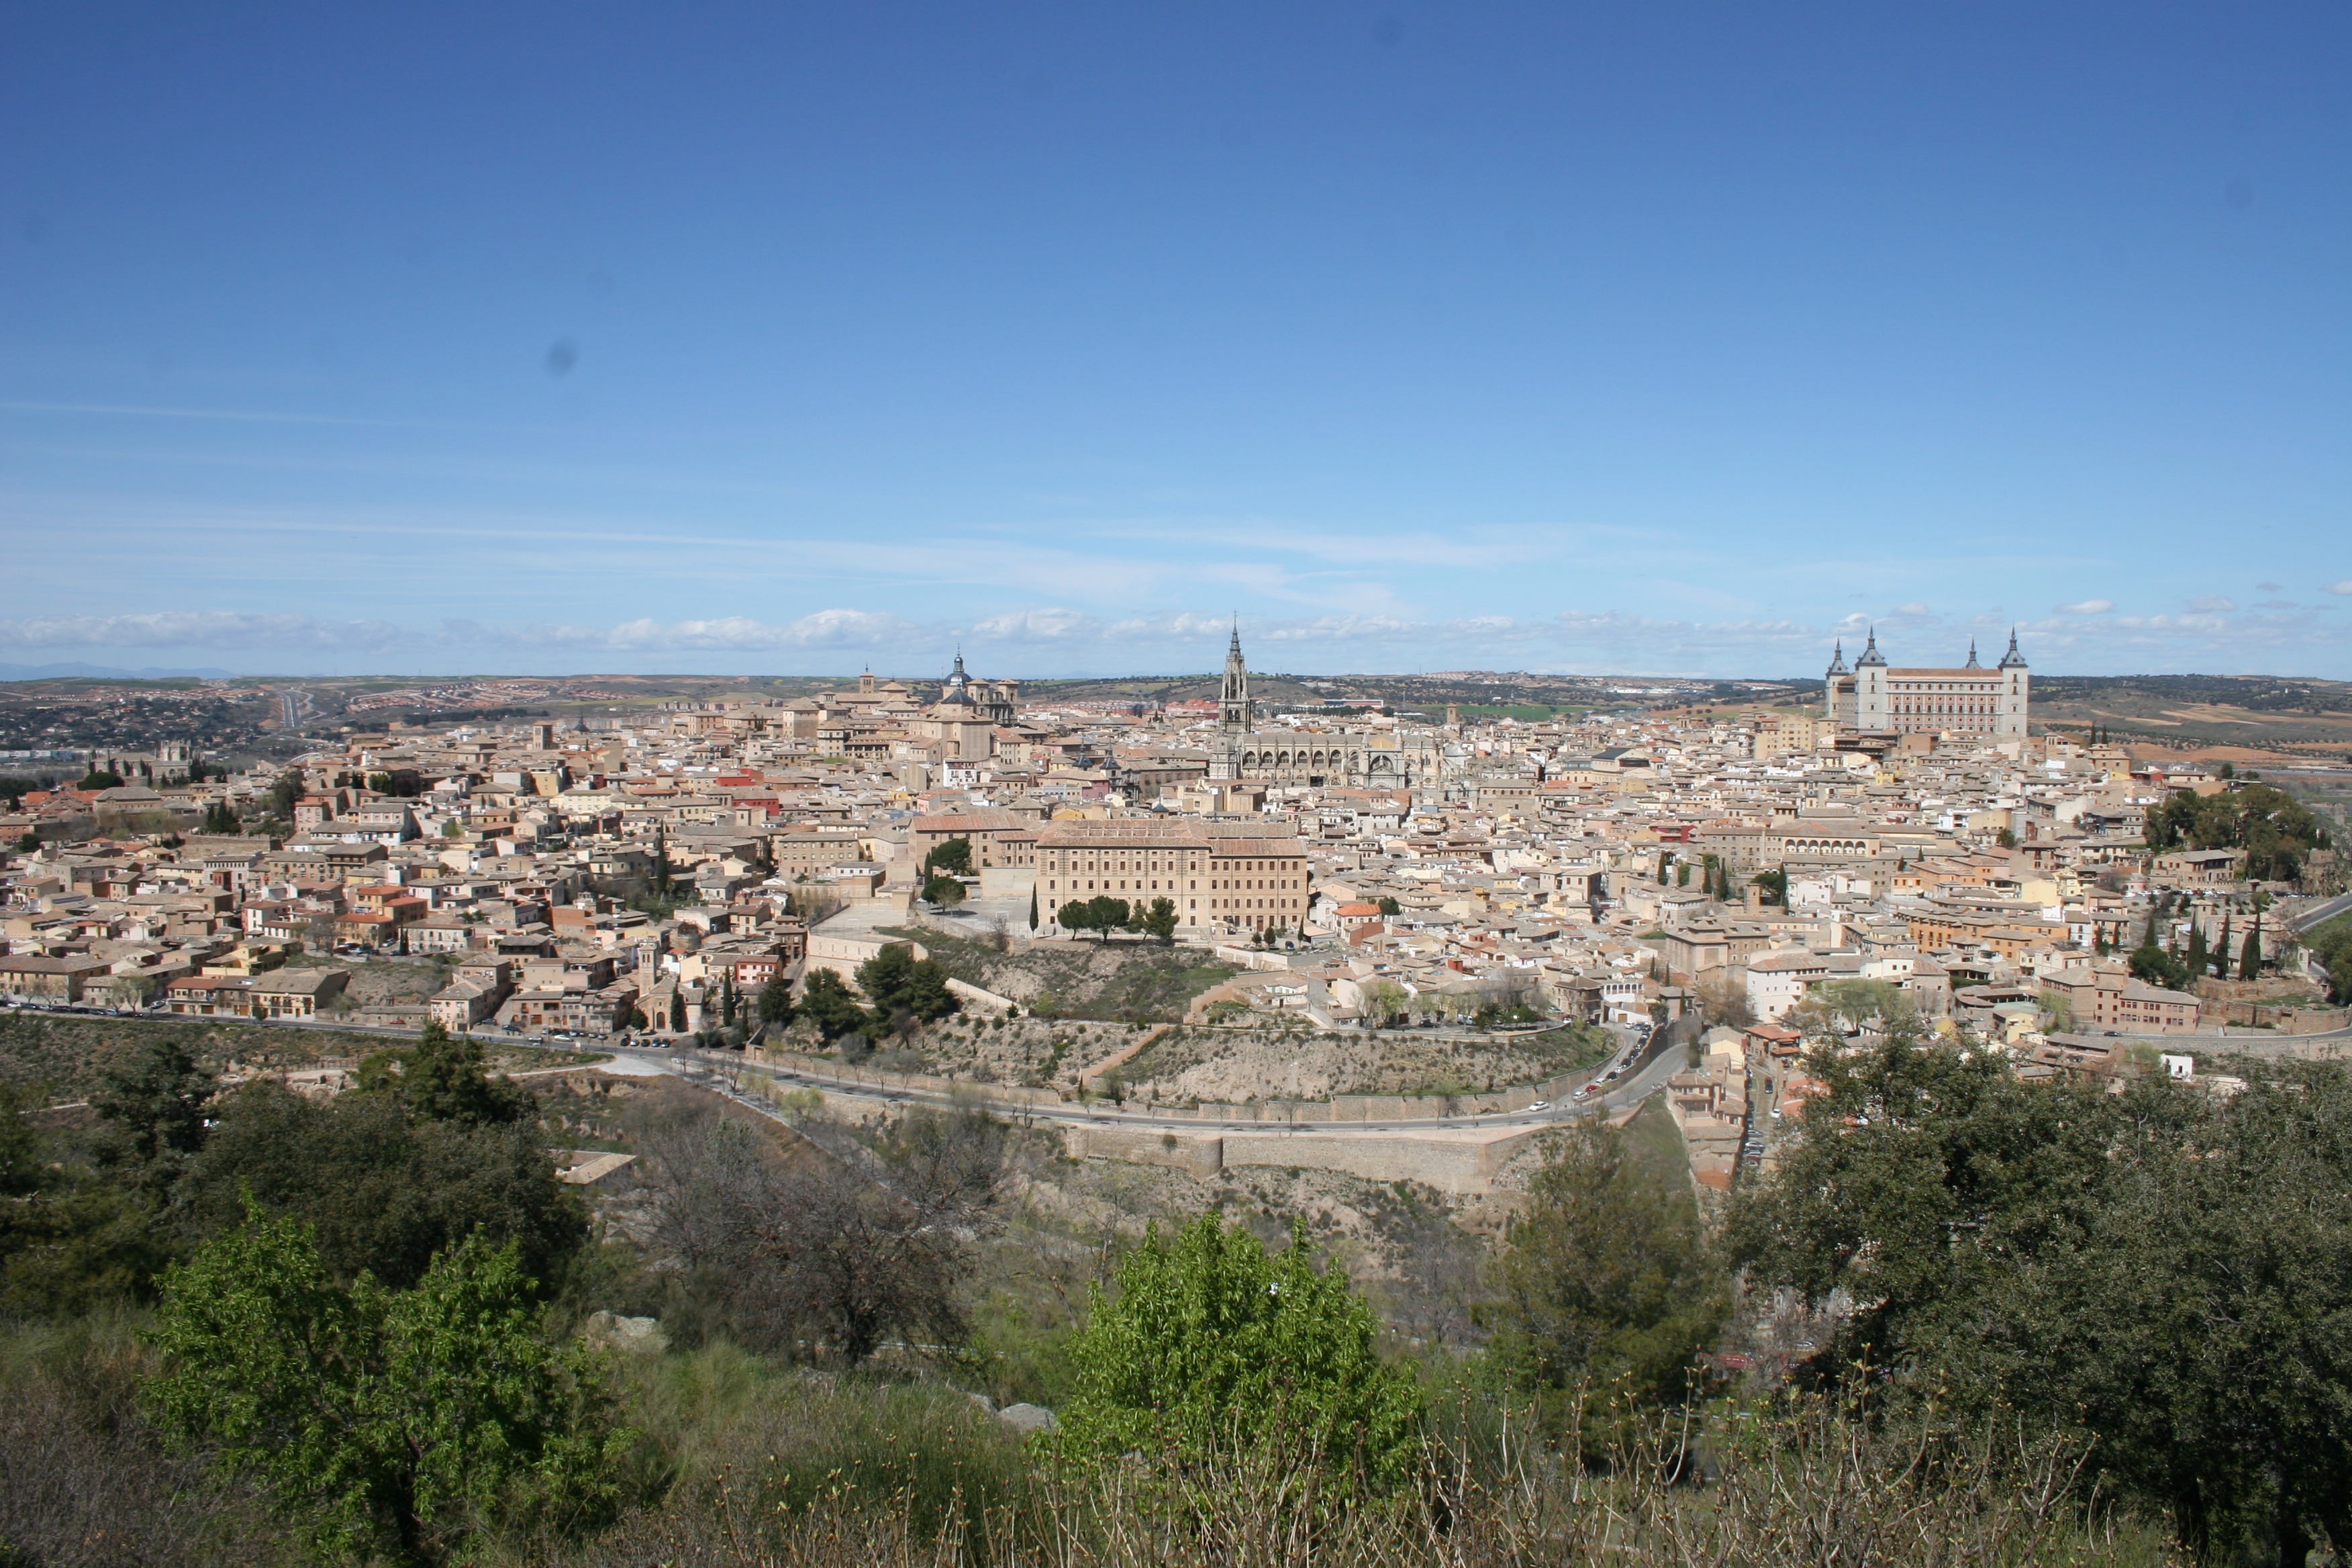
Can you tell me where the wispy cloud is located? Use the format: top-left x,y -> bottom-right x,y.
2188,596 -> 2238,612
0,611 -> 408,651
3,595 -> 2347,679
2326,581 -> 2352,597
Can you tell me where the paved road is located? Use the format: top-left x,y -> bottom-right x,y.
2288,891 -> 2352,935
714,1018 -> 1687,1136
4,999 -> 1687,1133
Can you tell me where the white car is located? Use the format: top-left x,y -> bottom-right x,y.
1528,1100 -> 1551,1112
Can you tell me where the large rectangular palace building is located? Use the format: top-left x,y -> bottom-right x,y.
1823,629 -> 2030,739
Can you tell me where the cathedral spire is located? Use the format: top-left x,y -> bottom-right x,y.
1965,638 -> 1980,669
1220,620 -> 1253,736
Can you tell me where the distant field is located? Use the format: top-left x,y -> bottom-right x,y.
2029,675 -> 2352,758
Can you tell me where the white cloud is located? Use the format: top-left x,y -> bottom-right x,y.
2326,581 -> 2352,597
969,608 -> 1103,642
0,611 -> 407,650
2188,596 -> 2238,612
2055,599 -> 2115,616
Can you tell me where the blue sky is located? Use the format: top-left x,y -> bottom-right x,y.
3,4 -> 2347,679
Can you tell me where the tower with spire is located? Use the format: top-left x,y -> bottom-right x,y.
1853,627 -> 1890,729
1996,627 -> 2030,738
1822,640 -> 1851,724
1219,620 -> 1253,737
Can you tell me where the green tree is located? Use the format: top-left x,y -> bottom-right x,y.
77,767 -> 125,790
1060,1212 -> 1424,1492
1140,896 -> 1179,944
0,1080 -> 172,1316
1028,883 -> 1039,930
268,769 -> 304,822
201,799 -> 242,834
1361,979 -> 1409,1027
146,1210 -> 630,1565
2147,783 -> 2329,882
668,990 -> 687,1032
185,1083 -> 585,1292
756,972 -> 793,1027
1061,895 -> 1130,943
2129,940 -> 2190,991
1730,1024 -> 2352,1564
856,943 -> 960,1026
91,1036 -> 215,1190
921,871 -> 967,907
358,1022 -> 525,1126
799,968 -> 870,1043
2241,912 -> 2263,981
2184,923 -> 2208,981
1489,1114 -> 1725,1419
1376,895 -> 1400,917
922,836 -> 973,877
2307,913 -> 2352,1003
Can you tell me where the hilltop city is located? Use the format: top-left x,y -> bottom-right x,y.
3,628 -> 2345,1196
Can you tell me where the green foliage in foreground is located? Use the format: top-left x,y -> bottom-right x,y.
1059,1212 -> 1424,1492
183,1081 -> 586,1292
146,1209 -> 631,1565
1734,1018 -> 2352,1567
1487,1108 -> 1726,1423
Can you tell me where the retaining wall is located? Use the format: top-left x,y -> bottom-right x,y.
1064,1123 -> 1550,1193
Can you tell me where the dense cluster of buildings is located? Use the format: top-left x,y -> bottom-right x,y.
3,636 -> 2334,1089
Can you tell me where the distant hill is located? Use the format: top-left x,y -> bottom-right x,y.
0,661 -> 237,681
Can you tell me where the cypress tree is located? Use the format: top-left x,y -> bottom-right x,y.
1029,883 -> 1039,930
2241,913 -> 2262,980
2184,924 -> 2207,978
2214,916 -> 2232,978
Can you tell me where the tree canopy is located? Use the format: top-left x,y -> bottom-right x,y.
2146,782 -> 2330,881
356,1022 -> 526,1126
147,1209 -> 629,1565
920,836 -> 973,877
799,968 -> 870,1044
1060,1212 -> 1424,1492
1488,1112 -> 1725,1421
1731,1020 -> 2352,1564
184,1083 -> 585,1292
854,943 -> 959,1026
1058,895 -> 1132,941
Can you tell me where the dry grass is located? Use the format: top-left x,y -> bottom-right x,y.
559,1391 -> 2178,1568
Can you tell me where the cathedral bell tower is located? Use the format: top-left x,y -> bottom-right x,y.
1219,622 -> 1254,736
